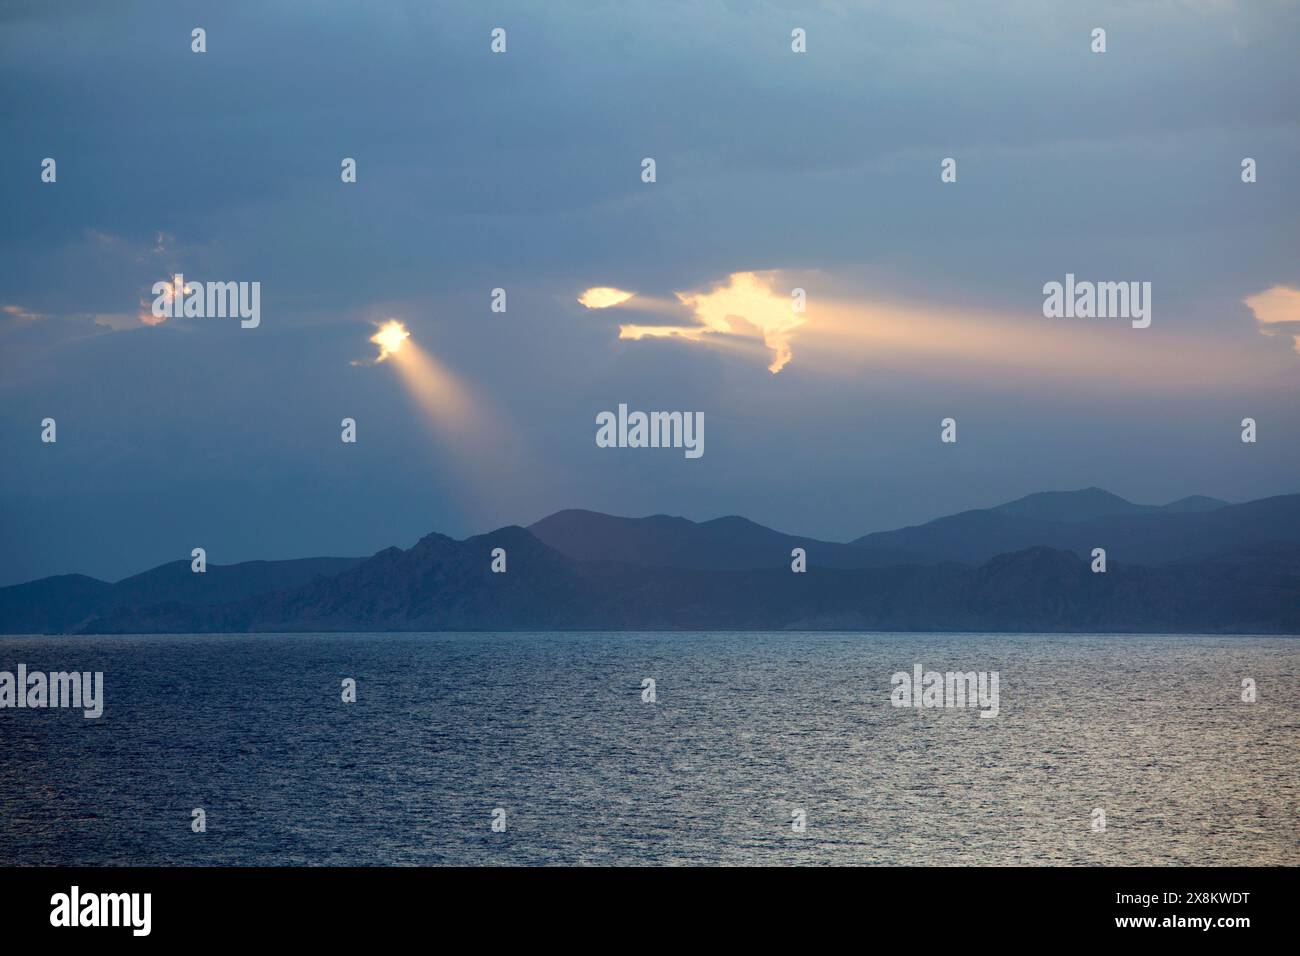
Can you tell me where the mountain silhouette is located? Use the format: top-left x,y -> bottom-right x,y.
849,491 -> 1296,565
0,556 -> 362,634
986,487 -> 1228,523
529,509 -> 909,569
2,489 -> 1297,634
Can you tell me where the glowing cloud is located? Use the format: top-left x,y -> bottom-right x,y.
370,319 -> 410,362
617,325 -> 706,343
579,287 -> 636,309
614,271 -> 806,373
1244,285 -> 1300,354
1,304 -> 42,323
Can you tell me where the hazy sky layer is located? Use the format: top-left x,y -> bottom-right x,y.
2,0 -> 1298,585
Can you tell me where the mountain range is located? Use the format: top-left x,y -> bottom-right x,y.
3,488 -> 1298,634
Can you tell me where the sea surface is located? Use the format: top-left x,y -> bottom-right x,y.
0,632 -> 1296,866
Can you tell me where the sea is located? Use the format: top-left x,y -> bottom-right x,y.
1,631 -> 1295,866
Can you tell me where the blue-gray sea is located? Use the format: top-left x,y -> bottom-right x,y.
0,632 -> 1296,866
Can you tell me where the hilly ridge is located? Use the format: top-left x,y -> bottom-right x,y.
2,489 -> 1297,635
529,509 -> 911,570
68,537 -> 1300,635
852,493 -> 1295,566
0,556 -> 364,634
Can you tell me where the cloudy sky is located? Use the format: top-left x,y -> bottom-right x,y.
2,0 -> 1298,585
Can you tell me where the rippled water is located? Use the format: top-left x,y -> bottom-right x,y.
0,632 -> 1295,865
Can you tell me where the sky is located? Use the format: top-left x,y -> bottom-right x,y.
1,0 -> 1298,585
